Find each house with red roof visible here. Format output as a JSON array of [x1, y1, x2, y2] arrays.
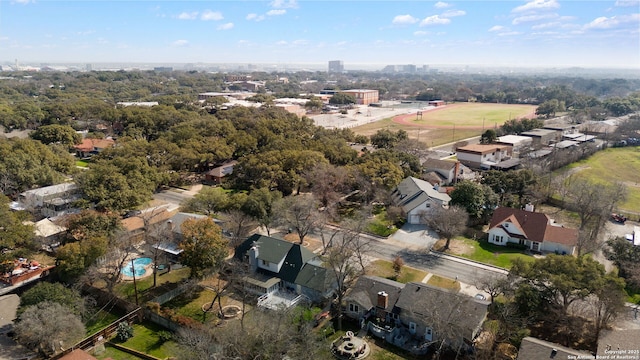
[[487, 205, 578, 255], [74, 138, 115, 158]]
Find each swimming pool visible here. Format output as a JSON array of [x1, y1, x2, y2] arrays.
[[122, 257, 152, 277]]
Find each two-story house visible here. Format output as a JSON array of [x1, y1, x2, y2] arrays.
[[344, 276, 488, 355], [391, 177, 451, 224], [234, 234, 336, 309], [455, 144, 513, 170]]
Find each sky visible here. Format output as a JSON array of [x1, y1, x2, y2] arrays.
[[0, 0, 639, 69]]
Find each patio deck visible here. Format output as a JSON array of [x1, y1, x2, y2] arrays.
[[257, 290, 307, 310]]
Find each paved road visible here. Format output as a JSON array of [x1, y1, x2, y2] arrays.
[[366, 237, 505, 285]]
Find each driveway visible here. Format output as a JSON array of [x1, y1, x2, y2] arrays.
[[0, 294, 35, 360], [388, 223, 439, 250]]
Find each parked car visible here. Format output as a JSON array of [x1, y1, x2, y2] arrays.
[[611, 213, 627, 224]]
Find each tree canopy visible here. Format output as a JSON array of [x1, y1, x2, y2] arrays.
[[179, 217, 229, 278]]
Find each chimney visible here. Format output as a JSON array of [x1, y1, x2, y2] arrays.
[[249, 244, 259, 273], [166, 219, 174, 231], [453, 161, 460, 183], [525, 203, 534, 212], [377, 291, 388, 309]]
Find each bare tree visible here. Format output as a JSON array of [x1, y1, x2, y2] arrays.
[[422, 205, 469, 250], [219, 209, 258, 248], [323, 218, 370, 330], [564, 176, 627, 255], [14, 301, 86, 357], [476, 274, 510, 304], [275, 195, 324, 244]]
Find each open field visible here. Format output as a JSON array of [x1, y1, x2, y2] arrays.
[[561, 147, 640, 214], [394, 103, 537, 128], [351, 103, 536, 147]]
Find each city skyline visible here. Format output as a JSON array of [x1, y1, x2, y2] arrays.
[[1, 0, 639, 69]]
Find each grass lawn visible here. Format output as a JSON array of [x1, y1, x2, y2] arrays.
[[559, 147, 640, 214], [366, 211, 401, 237], [435, 237, 534, 269], [85, 308, 123, 336], [161, 286, 237, 325], [95, 345, 142, 360], [366, 259, 428, 284], [115, 267, 190, 303], [111, 321, 181, 359], [76, 160, 89, 167], [426, 274, 461, 291]]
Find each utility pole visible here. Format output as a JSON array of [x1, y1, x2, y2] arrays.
[[131, 258, 139, 305]]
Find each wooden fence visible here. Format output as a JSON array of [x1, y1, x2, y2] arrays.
[[51, 308, 142, 359]]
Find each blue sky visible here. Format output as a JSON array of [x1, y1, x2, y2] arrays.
[[0, 0, 638, 68]]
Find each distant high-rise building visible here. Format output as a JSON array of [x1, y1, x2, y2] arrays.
[[154, 67, 173, 72], [86, 64, 92, 71], [328, 60, 344, 73]]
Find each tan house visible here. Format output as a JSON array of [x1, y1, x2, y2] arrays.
[[456, 144, 512, 170]]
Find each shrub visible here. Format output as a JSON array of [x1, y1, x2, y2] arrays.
[[116, 321, 134, 342], [157, 330, 173, 343], [505, 242, 528, 251]]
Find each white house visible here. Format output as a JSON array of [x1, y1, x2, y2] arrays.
[[487, 205, 578, 255], [18, 183, 81, 218], [391, 177, 450, 224], [455, 144, 512, 170]]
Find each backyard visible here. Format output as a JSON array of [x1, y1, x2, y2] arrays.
[[94, 321, 181, 360]]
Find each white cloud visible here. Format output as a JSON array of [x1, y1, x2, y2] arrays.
[[77, 30, 95, 36], [13, 0, 33, 4], [420, 15, 451, 26], [267, 9, 286, 16], [512, 0, 559, 13], [498, 31, 522, 36], [246, 13, 265, 21], [584, 14, 640, 29], [489, 25, 505, 32], [413, 30, 429, 36], [293, 39, 308, 45], [512, 13, 557, 25], [270, 0, 298, 9], [201, 10, 223, 21], [434, 2, 452, 9], [177, 12, 198, 20], [217, 23, 234, 30], [276, 40, 288, 45], [615, 0, 640, 6], [392, 14, 418, 24], [442, 10, 466, 18], [172, 40, 189, 47]]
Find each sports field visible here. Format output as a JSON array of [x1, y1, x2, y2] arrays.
[[395, 103, 537, 128], [352, 102, 537, 147]]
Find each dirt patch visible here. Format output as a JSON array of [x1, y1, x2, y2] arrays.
[[282, 233, 324, 253], [432, 238, 474, 256]]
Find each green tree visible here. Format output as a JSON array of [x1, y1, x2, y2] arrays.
[[449, 181, 499, 220], [179, 217, 229, 278], [20, 282, 85, 316], [241, 187, 282, 236], [0, 195, 34, 251], [30, 124, 82, 146], [370, 129, 408, 149], [182, 186, 230, 216], [605, 236, 640, 292], [480, 129, 497, 144], [329, 92, 356, 105]]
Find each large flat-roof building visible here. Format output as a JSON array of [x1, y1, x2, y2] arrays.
[[328, 60, 344, 73], [340, 89, 379, 105]]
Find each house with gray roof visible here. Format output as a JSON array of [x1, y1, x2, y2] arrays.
[[517, 337, 592, 360], [597, 329, 640, 358], [391, 177, 451, 224], [234, 234, 336, 309], [344, 276, 488, 355]]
